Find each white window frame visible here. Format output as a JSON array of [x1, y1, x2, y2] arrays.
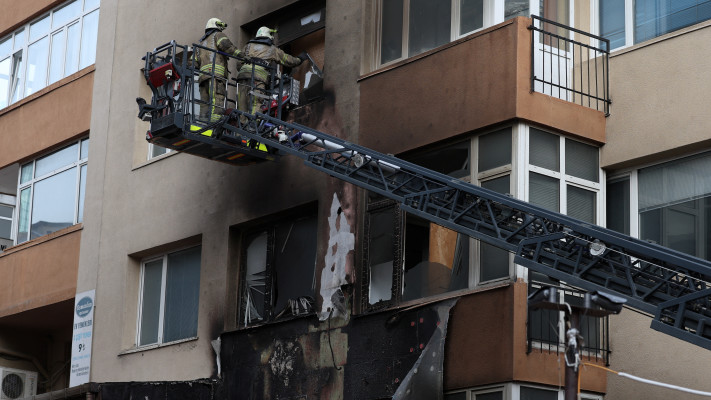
[[447, 383, 603, 400], [15, 138, 89, 244], [374, 0, 574, 69], [147, 143, 172, 160], [0, 195, 15, 244], [136, 245, 201, 347], [0, 0, 100, 108]]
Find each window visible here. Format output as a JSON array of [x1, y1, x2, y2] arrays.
[[16, 138, 88, 244], [239, 213, 318, 326], [599, 0, 711, 50], [0, 0, 100, 108], [448, 384, 602, 400], [363, 137, 515, 310], [148, 143, 171, 159], [137, 246, 202, 346]]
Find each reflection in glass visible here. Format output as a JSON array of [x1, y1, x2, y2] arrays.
[[79, 10, 99, 69], [65, 23, 80, 76], [13, 29, 26, 51], [381, 0, 403, 64], [31, 168, 76, 239], [164, 246, 201, 342], [78, 164, 87, 223], [49, 30, 66, 84], [81, 138, 90, 159], [25, 37, 49, 97], [460, 0, 484, 35], [36, 143, 78, 177], [85, 0, 100, 11], [29, 15, 50, 42], [139, 259, 163, 346], [0, 38, 10, 58], [10, 51, 23, 103], [505, 0, 529, 19], [0, 57, 9, 109], [17, 188, 31, 243], [53, 0, 80, 29], [368, 207, 396, 304], [409, 0, 451, 56]]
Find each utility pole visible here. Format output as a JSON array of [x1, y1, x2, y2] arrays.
[[528, 287, 626, 400]]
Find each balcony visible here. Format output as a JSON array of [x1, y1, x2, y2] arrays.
[[358, 17, 607, 155]]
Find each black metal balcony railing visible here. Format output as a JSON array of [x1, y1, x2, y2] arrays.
[[527, 278, 612, 366], [529, 15, 611, 116]]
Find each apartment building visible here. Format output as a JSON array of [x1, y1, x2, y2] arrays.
[[0, 0, 99, 398], [2, 0, 711, 399]]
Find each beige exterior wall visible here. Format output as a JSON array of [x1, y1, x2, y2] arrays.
[[602, 21, 711, 169]]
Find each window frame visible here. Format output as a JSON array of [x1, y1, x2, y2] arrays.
[[136, 245, 202, 347], [446, 383, 603, 400], [237, 211, 319, 327], [0, 0, 100, 109], [15, 137, 89, 244]]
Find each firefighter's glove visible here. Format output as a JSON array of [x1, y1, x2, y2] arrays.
[[297, 51, 309, 64]]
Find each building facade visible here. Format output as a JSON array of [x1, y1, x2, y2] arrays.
[[2, 0, 711, 399]]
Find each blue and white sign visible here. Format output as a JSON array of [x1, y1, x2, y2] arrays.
[[69, 289, 95, 387]]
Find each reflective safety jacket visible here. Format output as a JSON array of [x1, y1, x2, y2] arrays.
[[196, 29, 241, 83], [237, 38, 301, 83]]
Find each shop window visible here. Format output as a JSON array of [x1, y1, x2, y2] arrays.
[[0, 0, 100, 109], [239, 213, 318, 326], [137, 246, 202, 346], [16, 138, 88, 243]]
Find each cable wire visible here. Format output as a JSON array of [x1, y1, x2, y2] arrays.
[[582, 362, 711, 397]]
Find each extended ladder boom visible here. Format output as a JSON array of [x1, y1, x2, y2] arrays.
[[139, 41, 711, 350]]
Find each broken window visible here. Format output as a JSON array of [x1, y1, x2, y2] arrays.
[[239, 212, 318, 326]]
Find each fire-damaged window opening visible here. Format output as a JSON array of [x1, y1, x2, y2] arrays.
[[239, 212, 318, 327], [241, 0, 325, 106], [362, 136, 517, 311]]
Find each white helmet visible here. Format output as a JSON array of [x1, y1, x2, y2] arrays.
[[256, 26, 275, 39], [206, 18, 227, 31]]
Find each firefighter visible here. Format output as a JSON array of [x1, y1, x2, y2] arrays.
[[195, 18, 242, 122], [236, 26, 307, 118]]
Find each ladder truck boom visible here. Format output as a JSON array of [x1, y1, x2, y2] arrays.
[[138, 41, 711, 351]]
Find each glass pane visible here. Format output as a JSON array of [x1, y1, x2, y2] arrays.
[[638, 152, 711, 212], [0, 38, 10, 58], [78, 164, 86, 223], [79, 9, 99, 69], [529, 306, 560, 346], [139, 259, 163, 346], [505, 0, 529, 19], [85, 0, 101, 11], [520, 386, 558, 400], [639, 208, 662, 246], [635, 0, 711, 43], [163, 246, 201, 342], [25, 37, 49, 97], [477, 392, 503, 400], [565, 139, 599, 182], [529, 128, 559, 171], [273, 216, 318, 316], [480, 176, 510, 281], [0, 57, 9, 109], [31, 168, 77, 239], [20, 163, 33, 184], [17, 188, 30, 243], [381, 0, 403, 64], [10, 51, 23, 104], [368, 206, 396, 304], [13, 29, 26, 51], [36, 143, 78, 177], [150, 145, 169, 158], [244, 232, 268, 324], [81, 138, 90, 159], [409, 0, 451, 56], [0, 219, 11, 239], [65, 22, 80, 75], [482, 175, 510, 195], [406, 141, 470, 178], [606, 178, 630, 235], [479, 128, 512, 172], [49, 30, 66, 84], [460, 0, 484, 35], [667, 206, 697, 255], [529, 172, 559, 212], [600, 0, 626, 50], [29, 15, 50, 42], [567, 185, 596, 223], [0, 204, 12, 218], [53, 0, 81, 29]]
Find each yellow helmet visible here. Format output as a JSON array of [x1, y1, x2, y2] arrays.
[[256, 26, 276, 39], [206, 18, 227, 31]]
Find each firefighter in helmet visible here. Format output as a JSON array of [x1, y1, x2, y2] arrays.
[[237, 26, 307, 117], [195, 18, 242, 122]]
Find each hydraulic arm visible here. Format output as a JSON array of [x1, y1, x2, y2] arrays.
[[138, 41, 711, 350]]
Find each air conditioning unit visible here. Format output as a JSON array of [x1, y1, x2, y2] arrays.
[[0, 368, 37, 400]]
